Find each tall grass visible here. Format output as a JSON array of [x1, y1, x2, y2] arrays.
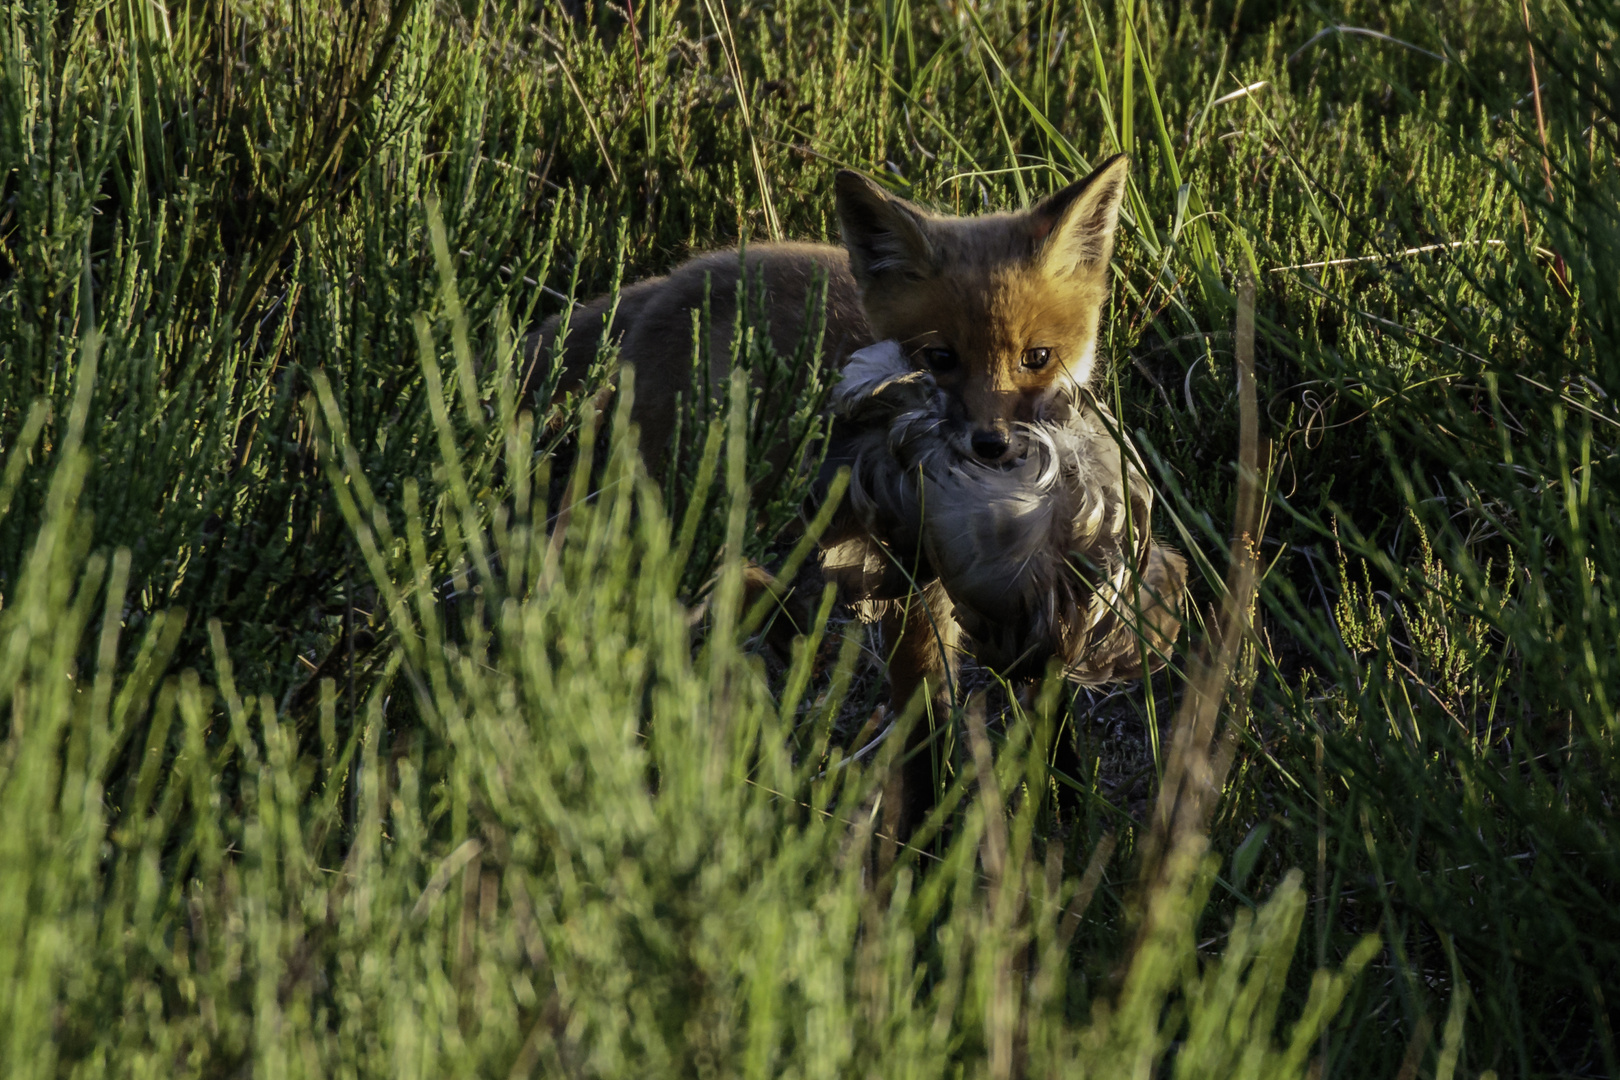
[[0, 322, 1370, 1074], [2, 0, 1616, 1075]]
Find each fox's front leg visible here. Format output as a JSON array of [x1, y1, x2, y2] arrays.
[[882, 579, 962, 837]]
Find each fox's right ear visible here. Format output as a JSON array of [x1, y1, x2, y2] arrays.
[[835, 171, 935, 287]]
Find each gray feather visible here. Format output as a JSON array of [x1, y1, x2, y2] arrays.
[[823, 341, 1186, 682]]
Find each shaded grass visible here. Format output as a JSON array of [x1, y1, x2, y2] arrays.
[[2, 0, 1617, 1074]]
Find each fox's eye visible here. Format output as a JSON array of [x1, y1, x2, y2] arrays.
[[921, 347, 959, 373], [1022, 347, 1053, 371]]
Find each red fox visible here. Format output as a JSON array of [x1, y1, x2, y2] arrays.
[[521, 154, 1181, 821]]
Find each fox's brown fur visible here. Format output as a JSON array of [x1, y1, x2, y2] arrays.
[[519, 244, 869, 467], [521, 154, 1155, 828], [521, 155, 1132, 472]]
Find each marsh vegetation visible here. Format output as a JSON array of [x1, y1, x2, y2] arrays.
[[1, 0, 1616, 1075]]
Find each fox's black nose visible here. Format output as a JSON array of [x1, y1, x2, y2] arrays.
[[971, 430, 1010, 460]]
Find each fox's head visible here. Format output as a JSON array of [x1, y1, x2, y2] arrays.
[[835, 154, 1130, 464]]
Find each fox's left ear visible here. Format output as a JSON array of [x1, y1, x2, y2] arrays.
[[1030, 154, 1130, 278]]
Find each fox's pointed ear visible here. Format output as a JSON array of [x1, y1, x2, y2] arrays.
[[835, 170, 935, 286], [1030, 154, 1130, 277]]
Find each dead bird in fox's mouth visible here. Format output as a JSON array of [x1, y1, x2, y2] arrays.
[[819, 339, 1186, 686]]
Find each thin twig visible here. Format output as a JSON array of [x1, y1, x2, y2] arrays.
[[550, 37, 620, 186], [1209, 80, 1268, 108], [699, 0, 781, 239], [1269, 240, 1515, 272], [1520, 0, 1569, 286], [1522, 0, 1556, 206], [1288, 25, 1448, 65]]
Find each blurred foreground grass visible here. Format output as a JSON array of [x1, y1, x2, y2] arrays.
[[2, 0, 1617, 1075]]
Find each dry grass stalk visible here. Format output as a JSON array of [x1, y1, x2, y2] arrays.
[[1520, 0, 1569, 285], [1133, 276, 1266, 910]]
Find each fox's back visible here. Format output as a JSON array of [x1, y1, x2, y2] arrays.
[[525, 242, 870, 473]]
